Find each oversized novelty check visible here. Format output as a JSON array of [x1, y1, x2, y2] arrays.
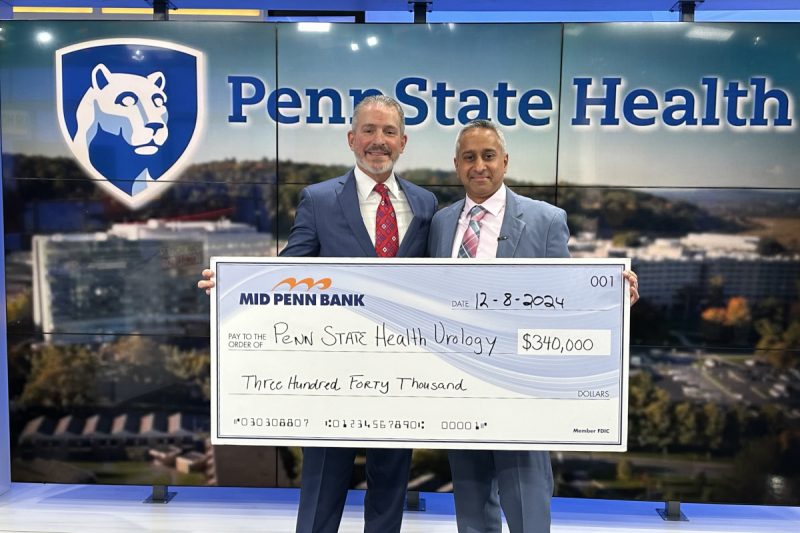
[[211, 257, 630, 451]]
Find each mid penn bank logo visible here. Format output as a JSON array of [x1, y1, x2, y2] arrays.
[[239, 277, 365, 306], [56, 38, 206, 209]]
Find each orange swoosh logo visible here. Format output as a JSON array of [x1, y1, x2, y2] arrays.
[[272, 277, 332, 291]]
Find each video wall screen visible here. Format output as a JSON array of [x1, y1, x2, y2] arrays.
[[2, 21, 798, 504]]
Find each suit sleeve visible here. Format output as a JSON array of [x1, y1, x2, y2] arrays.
[[279, 187, 320, 257], [429, 195, 439, 255], [545, 208, 571, 259], [427, 214, 440, 258]]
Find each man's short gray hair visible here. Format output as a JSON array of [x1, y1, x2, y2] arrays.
[[352, 94, 405, 134], [454, 119, 507, 156]]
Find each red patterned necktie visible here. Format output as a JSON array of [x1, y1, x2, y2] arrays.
[[374, 183, 399, 257]]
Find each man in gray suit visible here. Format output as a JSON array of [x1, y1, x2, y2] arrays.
[[428, 119, 638, 533]]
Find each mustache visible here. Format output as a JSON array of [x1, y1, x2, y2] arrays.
[[365, 144, 390, 154]]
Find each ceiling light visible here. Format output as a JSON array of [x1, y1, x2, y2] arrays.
[[14, 7, 93, 14], [298, 22, 331, 32], [686, 27, 734, 42], [102, 8, 152, 14], [171, 9, 261, 17], [36, 31, 53, 44]]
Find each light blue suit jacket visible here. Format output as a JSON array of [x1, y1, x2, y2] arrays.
[[428, 186, 570, 259], [281, 170, 437, 258]]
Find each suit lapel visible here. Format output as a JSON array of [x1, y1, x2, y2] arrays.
[[438, 200, 465, 258], [397, 177, 420, 257], [336, 171, 376, 256], [497, 187, 525, 258]]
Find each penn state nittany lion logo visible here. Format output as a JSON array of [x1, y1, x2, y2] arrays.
[[76, 64, 169, 160], [56, 39, 205, 209]]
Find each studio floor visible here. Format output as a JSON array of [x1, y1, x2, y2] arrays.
[[0, 483, 799, 533]]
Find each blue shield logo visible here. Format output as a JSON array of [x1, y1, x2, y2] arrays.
[[56, 39, 205, 209]]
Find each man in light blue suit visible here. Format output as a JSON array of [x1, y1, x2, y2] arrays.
[[201, 95, 436, 533], [428, 120, 638, 533]]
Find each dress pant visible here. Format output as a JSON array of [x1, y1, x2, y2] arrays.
[[296, 446, 412, 533], [449, 449, 553, 533]]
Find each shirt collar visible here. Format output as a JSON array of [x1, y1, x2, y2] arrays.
[[354, 165, 400, 201], [463, 184, 506, 218]]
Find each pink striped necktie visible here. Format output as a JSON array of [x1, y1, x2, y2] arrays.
[[458, 205, 487, 258]]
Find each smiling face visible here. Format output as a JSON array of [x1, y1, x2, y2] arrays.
[[348, 102, 407, 183], [454, 127, 508, 204]]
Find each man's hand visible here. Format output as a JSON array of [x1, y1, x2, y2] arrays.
[[197, 268, 215, 295], [623, 270, 639, 306]]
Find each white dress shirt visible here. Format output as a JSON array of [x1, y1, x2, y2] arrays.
[[450, 184, 507, 259], [353, 166, 413, 246]]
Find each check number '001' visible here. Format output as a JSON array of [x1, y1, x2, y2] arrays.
[[517, 329, 612, 356]]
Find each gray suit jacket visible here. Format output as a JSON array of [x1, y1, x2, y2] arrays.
[[427, 186, 570, 259], [430, 186, 568, 533]]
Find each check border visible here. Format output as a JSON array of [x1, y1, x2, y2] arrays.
[[210, 257, 631, 451]]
